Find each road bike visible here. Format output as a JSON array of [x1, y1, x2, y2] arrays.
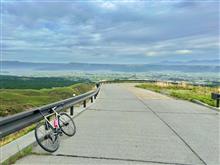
[[35, 106, 76, 152]]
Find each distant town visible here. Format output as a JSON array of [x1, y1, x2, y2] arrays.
[[1, 60, 220, 87]]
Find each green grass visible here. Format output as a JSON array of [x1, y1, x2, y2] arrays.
[[0, 83, 94, 117], [136, 83, 219, 107], [0, 75, 90, 89]]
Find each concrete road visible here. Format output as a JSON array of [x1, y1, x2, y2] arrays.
[[16, 84, 219, 165]]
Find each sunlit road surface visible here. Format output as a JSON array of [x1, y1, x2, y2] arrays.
[[16, 84, 219, 165]]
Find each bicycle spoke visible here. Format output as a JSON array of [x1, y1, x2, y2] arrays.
[[35, 122, 60, 152], [58, 113, 76, 136]]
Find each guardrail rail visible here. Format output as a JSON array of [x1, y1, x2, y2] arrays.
[[0, 84, 101, 139]]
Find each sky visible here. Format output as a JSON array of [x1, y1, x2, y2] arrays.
[[1, 0, 219, 64]]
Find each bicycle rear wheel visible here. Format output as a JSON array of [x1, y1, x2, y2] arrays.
[[58, 112, 76, 136], [35, 122, 60, 152]]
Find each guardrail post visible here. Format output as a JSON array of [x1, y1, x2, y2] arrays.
[[70, 106, 74, 116], [211, 93, 220, 108], [217, 100, 219, 108], [83, 100, 86, 108], [91, 97, 93, 103]]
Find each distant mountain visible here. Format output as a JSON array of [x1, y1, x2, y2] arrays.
[[159, 59, 220, 65], [1, 61, 220, 73]]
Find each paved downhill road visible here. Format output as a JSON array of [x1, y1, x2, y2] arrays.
[[16, 84, 219, 165]]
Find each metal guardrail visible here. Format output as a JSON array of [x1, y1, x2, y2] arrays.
[[0, 85, 101, 139]]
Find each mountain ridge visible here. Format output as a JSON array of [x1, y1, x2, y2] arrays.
[[1, 60, 219, 73]]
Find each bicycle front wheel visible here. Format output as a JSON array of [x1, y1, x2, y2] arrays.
[[58, 113, 76, 136], [35, 122, 60, 152]]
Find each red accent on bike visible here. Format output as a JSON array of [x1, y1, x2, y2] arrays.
[[53, 119, 58, 128]]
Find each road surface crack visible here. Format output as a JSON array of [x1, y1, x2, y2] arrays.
[[53, 153, 196, 165]]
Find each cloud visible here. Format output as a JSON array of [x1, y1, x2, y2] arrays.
[[175, 49, 192, 55], [98, 1, 117, 10], [145, 51, 158, 56], [1, 0, 219, 64]]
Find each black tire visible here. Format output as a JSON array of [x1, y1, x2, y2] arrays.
[[58, 113, 76, 136], [35, 122, 60, 152]]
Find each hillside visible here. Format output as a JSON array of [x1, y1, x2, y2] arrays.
[[0, 76, 94, 116], [0, 75, 90, 89]]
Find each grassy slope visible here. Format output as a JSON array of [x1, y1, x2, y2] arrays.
[[136, 83, 219, 107], [0, 83, 94, 116]]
